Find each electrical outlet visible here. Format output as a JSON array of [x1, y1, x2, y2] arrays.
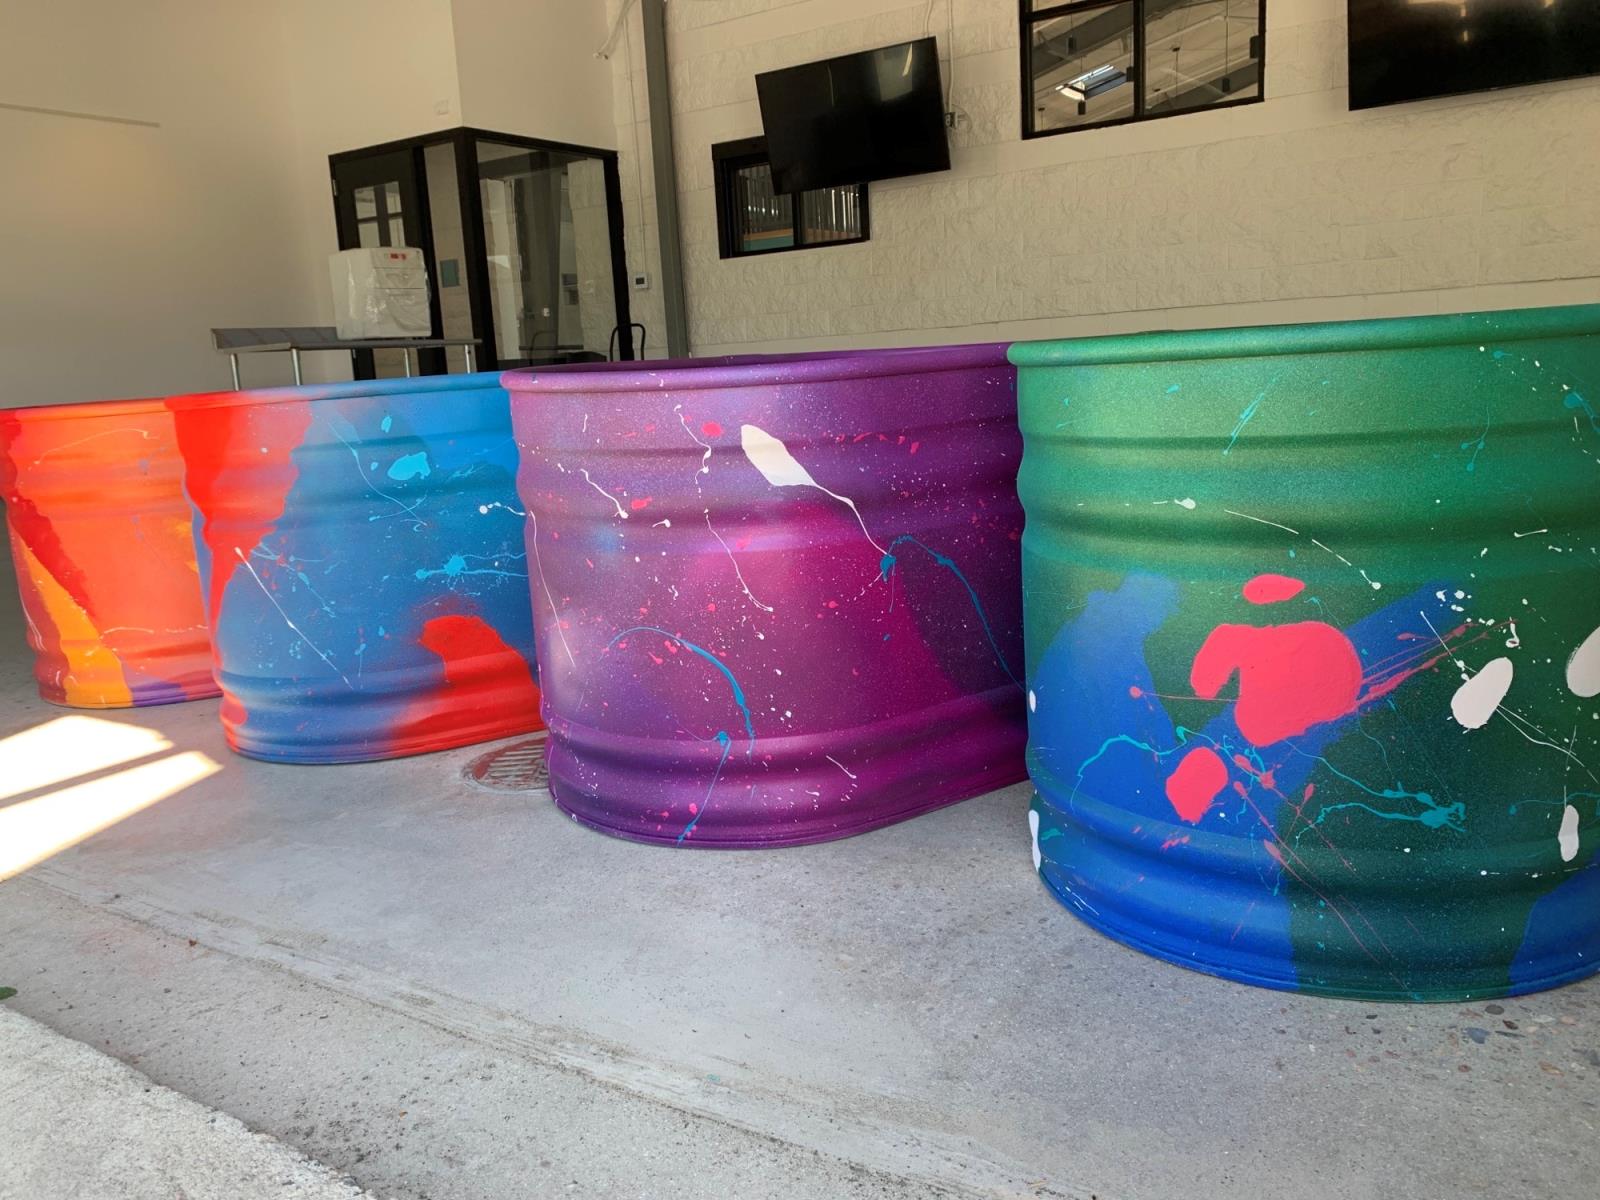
[[631, 271, 651, 290]]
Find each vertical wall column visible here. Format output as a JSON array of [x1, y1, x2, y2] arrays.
[[641, 0, 689, 358]]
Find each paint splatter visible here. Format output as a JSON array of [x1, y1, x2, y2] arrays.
[[1242, 573, 1306, 605], [1559, 804, 1581, 863], [1190, 621, 1363, 746], [740, 423, 886, 554], [1567, 624, 1600, 698], [1166, 746, 1229, 822], [1029, 807, 1042, 870], [386, 452, 431, 481], [1450, 656, 1514, 730]]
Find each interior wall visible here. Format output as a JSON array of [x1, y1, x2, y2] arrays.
[[610, 0, 1600, 357], [452, 0, 616, 150], [0, 1, 317, 405], [277, 0, 465, 384]]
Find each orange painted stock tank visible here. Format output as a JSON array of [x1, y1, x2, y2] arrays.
[[0, 395, 219, 707]]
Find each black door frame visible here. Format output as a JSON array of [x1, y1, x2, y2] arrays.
[[330, 145, 446, 378], [329, 126, 636, 373]]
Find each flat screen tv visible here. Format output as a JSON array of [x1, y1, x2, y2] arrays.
[[1348, 0, 1600, 111], [756, 37, 950, 194]]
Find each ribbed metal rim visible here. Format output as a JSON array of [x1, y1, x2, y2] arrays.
[[502, 343, 1012, 395], [1007, 304, 1600, 368], [3, 371, 505, 424]]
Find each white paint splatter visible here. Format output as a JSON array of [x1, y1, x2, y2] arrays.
[[1223, 508, 1299, 535], [740, 424, 885, 554], [1029, 808, 1042, 872], [1028, 688, 1037, 713], [234, 549, 353, 690], [1567, 624, 1600, 698], [1450, 656, 1514, 730], [825, 754, 857, 780], [579, 468, 629, 519], [1559, 803, 1580, 863], [703, 512, 773, 613]]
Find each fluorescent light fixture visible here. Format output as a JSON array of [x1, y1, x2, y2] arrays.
[[1061, 63, 1128, 101]]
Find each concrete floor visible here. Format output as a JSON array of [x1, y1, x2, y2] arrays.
[[1, 538, 1596, 1200], [0, 1007, 368, 1200]]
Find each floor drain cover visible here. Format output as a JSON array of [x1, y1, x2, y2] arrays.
[[463, 734, 550, 792]]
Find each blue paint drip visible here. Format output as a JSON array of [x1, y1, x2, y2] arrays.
[[879, 535, 1023, 688], [607, 625, 756, 747], [1224, 394, 1263, 455], [1566, 391, 1599, 435], [676, 730, 732, 843], [387, 451, 431, 481], [412, 551, 527, 583]]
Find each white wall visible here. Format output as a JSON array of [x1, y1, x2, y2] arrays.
[[0, 1, 317, 405], [277, 0, 465, 382], [610, 0, 1600, 357], [453, 0, 616, 149]]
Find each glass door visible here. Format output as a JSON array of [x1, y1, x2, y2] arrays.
[[473, 138, 620, 368], [330, 148, 441, 379]]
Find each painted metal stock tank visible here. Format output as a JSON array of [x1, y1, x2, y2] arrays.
[[0, 396, 219, 707], [508, 346, 1027, 847], [171, 373, 541, 763], [1012, 305, 1600, 1001]]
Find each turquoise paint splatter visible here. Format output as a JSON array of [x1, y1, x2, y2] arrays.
[[1224, 393, 1263, 456], [1286, 744, 1465, 843], [387, 452, 431, 481], [879, 535, 1022, 688], [380, 415, 393, 433], [608, 625, 756, 746], [412, 552, 527, 583], [1460, 400, 1491, 472], [676, 730, 732, 844], [1565, 391, 1599, 435]]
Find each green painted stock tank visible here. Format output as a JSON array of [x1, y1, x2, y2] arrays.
[[1010, 304, 1600, 1001]]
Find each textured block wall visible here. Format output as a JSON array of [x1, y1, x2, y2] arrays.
[[606, 0, 1600, 357]]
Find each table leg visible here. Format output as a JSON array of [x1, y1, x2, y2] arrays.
[[229, 354, 241, 391], [290, 348, 303, 385]]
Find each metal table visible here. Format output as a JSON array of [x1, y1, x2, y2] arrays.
[[212, 327, 483, 388]]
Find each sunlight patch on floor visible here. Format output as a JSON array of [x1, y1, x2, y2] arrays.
[[0, 715, 221, 880]]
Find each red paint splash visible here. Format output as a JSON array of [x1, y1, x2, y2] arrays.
[[393, 614, 543, 752], [701, 421, 722, 437], [629, 496, 653, 511], [1190, 621, 1362, 746], [168, 397, 312, 622], [1242, 573, 1306, 605], [1165, 746, 1229, 823]]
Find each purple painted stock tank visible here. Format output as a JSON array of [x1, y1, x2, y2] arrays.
[[507, 346, 1027, 846]]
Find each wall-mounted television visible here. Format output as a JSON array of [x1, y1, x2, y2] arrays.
[[1348, 0, 1600, 111], [755, 37, 950, 194]]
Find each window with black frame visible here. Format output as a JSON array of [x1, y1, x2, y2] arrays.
[[1022, 0, 1264, 138], [712, 138, 869, 259]]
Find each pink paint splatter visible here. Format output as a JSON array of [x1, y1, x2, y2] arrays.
[[630, 496, 653, 511], [1242, 573, 1306, 605], [1190, 621, 1362, 746], [701, 421, 722, 437], [1165, 746, 1229, 823]]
